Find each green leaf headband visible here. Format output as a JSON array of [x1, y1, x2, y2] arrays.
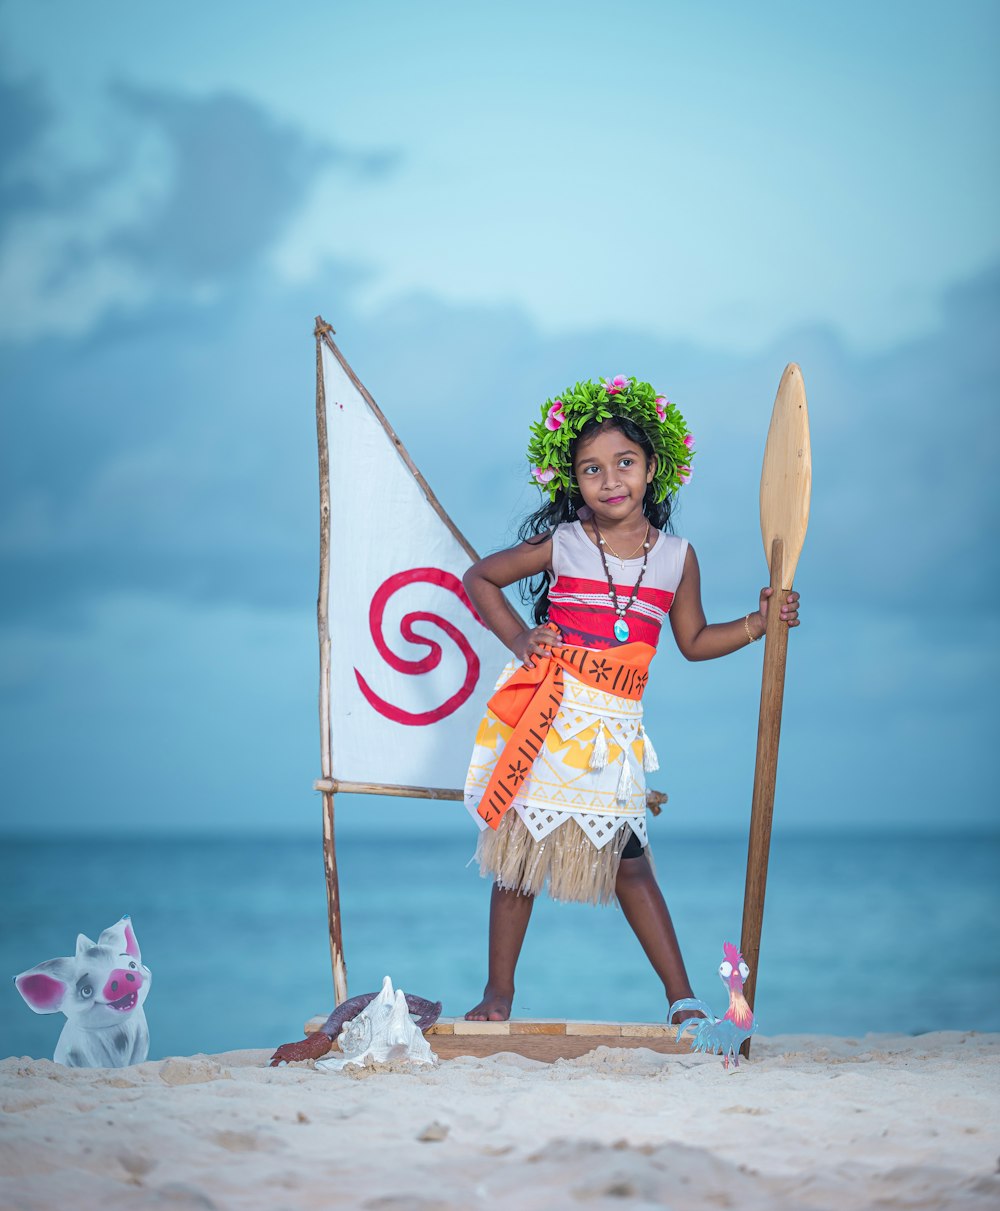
[[526, 375, 695, 503]]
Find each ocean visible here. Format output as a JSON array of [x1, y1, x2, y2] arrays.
[[3, 831, 998, 1061]]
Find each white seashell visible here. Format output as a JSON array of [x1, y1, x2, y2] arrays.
[[338, 1012, 373, 1058], [317, 976, 437, 1071]]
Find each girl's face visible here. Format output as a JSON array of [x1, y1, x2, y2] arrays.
[[572, 425, 655, 524]]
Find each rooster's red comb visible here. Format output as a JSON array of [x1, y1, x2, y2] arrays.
[[722, 941, 744, 966]]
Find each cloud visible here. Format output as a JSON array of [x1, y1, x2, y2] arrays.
[[0, 66, 399, 338], [808, 264, 1000, 607], [0, 292, 317, 624], [0, 61, 151, 335], [108, 83, 344, 283], [0, 63, 50, 222]]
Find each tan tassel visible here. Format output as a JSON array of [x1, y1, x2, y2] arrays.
[[615, 754, 634, 806], [641, 725, 660, 773], [589, 721, 609, 771]]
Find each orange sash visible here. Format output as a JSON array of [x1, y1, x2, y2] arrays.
[[477, 640, 655, 829]]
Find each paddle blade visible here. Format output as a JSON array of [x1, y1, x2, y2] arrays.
[[760, 364, 811, 589]]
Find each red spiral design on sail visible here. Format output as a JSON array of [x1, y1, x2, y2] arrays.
[[355, 567, 484, 726]]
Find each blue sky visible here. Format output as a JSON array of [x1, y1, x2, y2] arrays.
[[1, 0, 998, 837]]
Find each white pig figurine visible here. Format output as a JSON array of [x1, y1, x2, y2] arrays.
[[14, 916, 151, 1067]]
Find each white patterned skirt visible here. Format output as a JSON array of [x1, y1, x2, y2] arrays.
[[463, 659, 659, 904]]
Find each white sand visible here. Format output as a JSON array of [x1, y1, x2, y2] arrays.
[[1, 1033, 998, 1210]]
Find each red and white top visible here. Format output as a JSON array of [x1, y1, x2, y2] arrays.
[[547, 522, 689, 650]]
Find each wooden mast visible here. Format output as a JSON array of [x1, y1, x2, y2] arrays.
[[740, 363, 811, 1055], [314, 317, 348, 1007]]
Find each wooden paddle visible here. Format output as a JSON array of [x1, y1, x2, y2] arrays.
[[739, 364, 811, 1055]]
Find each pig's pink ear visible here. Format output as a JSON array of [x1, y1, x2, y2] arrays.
[[98, 917, 140, 959], [122, 919, 140, 959], [15, 959, 74, 1014]]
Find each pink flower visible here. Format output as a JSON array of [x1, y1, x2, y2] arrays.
[[532, 466, 556, 484], [678, 465, 692, 484], [602, 375, 629, 396], [544, 400, 565, 430], [655, 396, 669, 421], [683, 433, 695, 449]]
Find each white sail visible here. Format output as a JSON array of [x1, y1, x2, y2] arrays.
[[320, 338, 509, 787]]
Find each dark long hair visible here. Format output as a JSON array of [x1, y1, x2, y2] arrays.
[[518, 416, 675, 625]]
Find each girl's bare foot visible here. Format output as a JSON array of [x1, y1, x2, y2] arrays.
[[464, 987, 513, 1021]]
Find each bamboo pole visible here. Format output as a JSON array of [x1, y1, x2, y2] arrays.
[[313, 779, 668, 815], [315, 318, 348, 1007]]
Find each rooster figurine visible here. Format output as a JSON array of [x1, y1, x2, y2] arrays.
[[668, 941, 757, 1069]]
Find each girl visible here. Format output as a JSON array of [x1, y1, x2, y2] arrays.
[[462, 376, 799, 1023]]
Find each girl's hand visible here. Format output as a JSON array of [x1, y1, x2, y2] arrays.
[[756, 587, 801, 632], [512, 624, 561, 668]]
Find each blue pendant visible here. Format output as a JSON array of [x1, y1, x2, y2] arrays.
[[613, 618, 630, 642]]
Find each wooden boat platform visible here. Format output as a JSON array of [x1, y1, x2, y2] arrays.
[[305, 1015, 688, 1063]]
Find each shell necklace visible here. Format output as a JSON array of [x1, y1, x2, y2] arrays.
[[594, 521, 650, 643]]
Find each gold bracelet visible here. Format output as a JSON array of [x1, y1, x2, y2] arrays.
[[744, 613, 762, 644]]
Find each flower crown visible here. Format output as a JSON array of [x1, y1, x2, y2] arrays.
[[526, 375, 695, 503]]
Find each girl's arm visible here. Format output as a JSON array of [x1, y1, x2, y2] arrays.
[[463, 536, 561, 668], [669, 545, 800, 662]]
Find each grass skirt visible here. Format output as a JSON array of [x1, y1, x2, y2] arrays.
[[475, 809, 643, 906]]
